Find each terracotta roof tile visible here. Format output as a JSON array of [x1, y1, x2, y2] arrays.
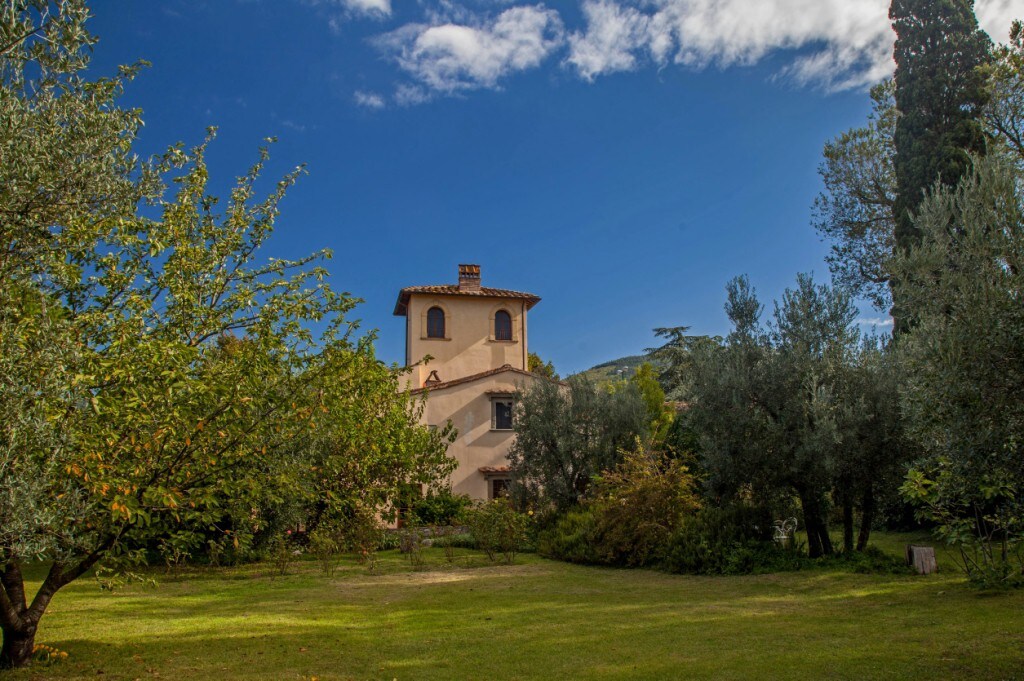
[[408, 364, 562, 394], [394, 285, 540, 316]]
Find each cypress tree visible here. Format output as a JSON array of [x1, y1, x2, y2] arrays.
[[889, 0, 990, 331]]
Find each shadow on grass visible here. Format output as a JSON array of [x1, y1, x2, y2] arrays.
[[12, 548, 1024, 680]]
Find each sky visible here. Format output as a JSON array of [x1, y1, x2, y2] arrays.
[[86, 0, 1020, 374]]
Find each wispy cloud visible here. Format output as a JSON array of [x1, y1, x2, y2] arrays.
[[281, 119, 308, 132], [303, 0, 391, 34], [857, 317, 894, 328], [376, 4, 564, 94], [565, 0, 895, 90], [565, 0, 1020, 91], [351, 0, 1021, 103], [566, 0, 661, 81], [343, 0, 391, 16], [354, 90, 387, 108]]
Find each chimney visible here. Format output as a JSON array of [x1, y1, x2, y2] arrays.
[[458, 263, 481, 291]]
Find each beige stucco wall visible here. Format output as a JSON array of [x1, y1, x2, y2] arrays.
[[421, 371, 542, 500], [404, 294, 528, 389]]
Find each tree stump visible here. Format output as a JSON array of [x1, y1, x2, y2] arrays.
[[906, 545, 937, 574]]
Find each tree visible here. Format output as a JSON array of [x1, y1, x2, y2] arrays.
[[628, 362, 673, 446], [894, 153, 1024, 585], [0, 2, 453, 667], [587, 440, 701, 567], [648, 326, 723, 400], [673, 275, 871, 558], [833, 337, 909, 552], [527, 351, 559, 380], [813, 80, 898, 310], [299, 348, 457, 532], [982, 20, 1024, 173], [890, 0, 990, 330], [508, 377, 648, 511]]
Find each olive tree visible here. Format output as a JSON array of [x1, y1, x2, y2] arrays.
[[508, 377, 648, 512], [895, 153, 1024, 585]]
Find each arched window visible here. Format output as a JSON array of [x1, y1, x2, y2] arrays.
[[426, 306, 446, 339], [494, 310, 512, 341]]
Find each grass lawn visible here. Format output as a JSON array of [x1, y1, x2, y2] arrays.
[[8, 533, 1024, 680]]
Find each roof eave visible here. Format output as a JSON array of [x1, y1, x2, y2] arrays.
[[393, 288, 540, 316]]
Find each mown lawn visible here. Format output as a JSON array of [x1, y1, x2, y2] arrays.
[[9, 534, 1024, 680]]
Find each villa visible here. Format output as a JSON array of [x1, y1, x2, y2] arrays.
[[394, 264, 552, 501]]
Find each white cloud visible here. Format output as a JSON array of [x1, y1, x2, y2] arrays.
[[566, 0, 893, 90], [565, 0, 1023, 91], [340, 0, 391, 16], [857, 317, 894, 328], [378, 4, 564, 93], [976, 1, 1021, 43], [565, 0, 656, 80], [304, 0, 390, 31], [393, 83, 431, 106], [354, 90, 387, 108]]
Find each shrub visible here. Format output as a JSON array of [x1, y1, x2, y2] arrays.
[[343, 508, 384, 573], [399, 523, 429, 570], [537, 444, 700, 567], [308, 523, 343, 576], [589, 443, 700, 566], [663, 505, 777, 575], [410, 489, 472, 526], [377, 530, 401, 552], [536, 506, 601, 564], [268, 531, 301, 577], [465, 498, 530, 563]]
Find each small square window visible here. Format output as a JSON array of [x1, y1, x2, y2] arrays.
[[491, 397, 514, 430]]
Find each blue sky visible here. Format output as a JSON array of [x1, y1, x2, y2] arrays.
[[87, 0, 1017, 374]]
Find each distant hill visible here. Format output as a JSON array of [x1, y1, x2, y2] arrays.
[[576, 354, 663, 386]]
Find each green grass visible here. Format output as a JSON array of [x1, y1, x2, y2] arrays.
[[9, 536, 1024, 680]]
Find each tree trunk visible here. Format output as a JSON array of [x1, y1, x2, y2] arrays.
[[856, 486, 875, 552], [842, 496, 854, 554], [0, 621, 36, 669], [800, 491, 834, 558]]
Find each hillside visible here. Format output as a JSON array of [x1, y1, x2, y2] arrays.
[[576, 354, 662, 386]]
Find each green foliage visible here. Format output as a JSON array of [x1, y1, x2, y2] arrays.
[[629, 363, 674, 446], [464, 498, 530, 564], [577, 354, 659, 386], [430, 525, 458, 563], [527, 351, 559, 380], [588, 442, 700, 566], [308, 523, 343, 576], [648, 326, 722, 401], [376, 531, 402, 552], [538, 442, 700, 568], [663, 505, 778, 575], [815, 16, 1023, 316], [982, 20, 1024, 173], [268, 532, 300, 577], [893, 153, 1024, 587], [508, 376, 649, 511], [0, 1, 456, 667], [813, 79, 898, 310], [537, 506, 601, 564], [677, 275, 862, 557], [409, 489, 472, 526], [399, 524, 429, 570], [890, 0, 991, 330]]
